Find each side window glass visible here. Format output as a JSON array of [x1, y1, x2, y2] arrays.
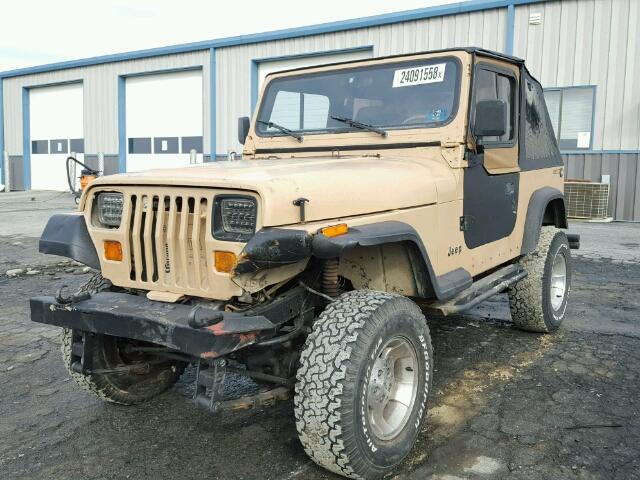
[[474, 68, 516, 144]]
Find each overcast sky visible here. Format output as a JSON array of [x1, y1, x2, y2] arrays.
[[0, 0, 460, 71]]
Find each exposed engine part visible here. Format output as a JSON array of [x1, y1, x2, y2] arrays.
[[243, 347, 300, 379], [194, 358, 293, 413], [221, 387, 291, 412], [226, 366, 294, 387], [298, 280, 334, 302], [322, 258, 340, 297], [237, 291, 254, 304]]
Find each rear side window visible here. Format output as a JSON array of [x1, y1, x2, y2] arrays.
[[523, 76, 561, 167], [473, 67, 517, 145]]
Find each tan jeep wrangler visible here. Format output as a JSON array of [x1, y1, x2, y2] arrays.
[[31, 47, 579, 479]]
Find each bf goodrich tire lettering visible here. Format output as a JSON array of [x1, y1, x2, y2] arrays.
[[509, 226, 572, 333], [294, 290, 433, 479]]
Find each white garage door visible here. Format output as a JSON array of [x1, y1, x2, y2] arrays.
[[258, 50, 373, 89], [126, 70, 203, 172], [29, 83, 84, 191]]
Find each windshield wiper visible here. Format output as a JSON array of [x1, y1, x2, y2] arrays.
[[330, 115, 388, 138], [257, 120, 303, 142]]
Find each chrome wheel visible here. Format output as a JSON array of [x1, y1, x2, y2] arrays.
[[366, 335, 419, 441], [550, 251, 567, 311]]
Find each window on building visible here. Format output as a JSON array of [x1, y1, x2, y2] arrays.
[[543, 86, 595, 150], [49, 139, 69, 154], [31, 140, 48, 154], [473, 67, 517, 145], [128, 137, 152, 154], [69, 138, 85, 154], [181, 136, 203, 154], [153, 137, 179, 154]]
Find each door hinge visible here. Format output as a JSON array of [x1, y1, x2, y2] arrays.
[[459, 215, 469, 231]]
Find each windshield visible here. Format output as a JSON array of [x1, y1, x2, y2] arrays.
[[256, 56, 461, 138]]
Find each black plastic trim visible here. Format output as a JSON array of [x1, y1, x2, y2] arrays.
[[312, 221, 471, 301], [234, 228, 313, 274], [567, 233, 580, 250], [39, 213, 100, 269], [521, 187, 567, 255]]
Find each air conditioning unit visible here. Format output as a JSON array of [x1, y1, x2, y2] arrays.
[[564, 180, 610, 220]]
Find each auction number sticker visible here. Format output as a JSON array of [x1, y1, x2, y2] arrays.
[[392, 63, 446, 88]]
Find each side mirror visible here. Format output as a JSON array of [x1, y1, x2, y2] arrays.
[[238, 116, 250, 145], [473, 99, 507, 138]]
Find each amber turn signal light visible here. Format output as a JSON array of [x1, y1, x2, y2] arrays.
[[103, 240, 123, 261], [321, 223, 348, 238], [214, 251, 237, 273]]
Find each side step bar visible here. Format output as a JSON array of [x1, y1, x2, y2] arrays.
[[428, 264, 528, 316]]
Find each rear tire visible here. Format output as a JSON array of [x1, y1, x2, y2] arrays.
[[294, 290, 433, 479], [508, 226, 572, 333], [60, 273, 185, 405]]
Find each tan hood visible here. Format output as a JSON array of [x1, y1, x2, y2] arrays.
[[89, 154, 457, 226]]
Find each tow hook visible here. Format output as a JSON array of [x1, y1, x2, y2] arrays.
[[55, 286, 90, 305]]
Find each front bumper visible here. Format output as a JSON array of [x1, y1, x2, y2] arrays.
[[30, 292, 278, 359]]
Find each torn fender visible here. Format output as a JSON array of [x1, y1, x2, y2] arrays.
[[233, 228, 313, 275], [39, 213, 100, 269]]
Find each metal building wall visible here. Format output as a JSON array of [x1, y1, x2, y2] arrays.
[[563, 153, 640, 221], [514, 0, 640, 151], [2, 50, 210, 157], [215, 8, 507, 154]]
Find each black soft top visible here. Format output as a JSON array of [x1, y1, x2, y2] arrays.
[[269, 47, 525, 78]]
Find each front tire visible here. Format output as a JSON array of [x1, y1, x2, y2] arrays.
[[61, 273, 185, 405], [509, 226, 572, 333], [295, 291, 433, 479]]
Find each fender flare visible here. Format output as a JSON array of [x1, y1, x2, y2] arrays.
[[312, 221, 471, 301], [521, 187, 567, 255], [39, 213, 100, 269]]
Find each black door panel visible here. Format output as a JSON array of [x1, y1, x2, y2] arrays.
[[463, 157, 519, 249]]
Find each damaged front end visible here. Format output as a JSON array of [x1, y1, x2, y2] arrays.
[[31, 286, 315, 361], [231, 228, 314, 293]]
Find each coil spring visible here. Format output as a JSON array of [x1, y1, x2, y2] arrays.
[[322, 259, 340, 297]]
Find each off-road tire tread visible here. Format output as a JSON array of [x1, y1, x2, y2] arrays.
[[509, 226, 568, 333], [294, 290, 430, 479], [60, 273, 183, 405]]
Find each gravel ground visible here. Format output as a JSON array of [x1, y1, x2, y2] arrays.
[[0, 191, 639, 480]]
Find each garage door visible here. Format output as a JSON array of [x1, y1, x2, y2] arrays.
[[126, 70, 203, 172], [29, 83, 84, 191], [257, 50, 373, 89]]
